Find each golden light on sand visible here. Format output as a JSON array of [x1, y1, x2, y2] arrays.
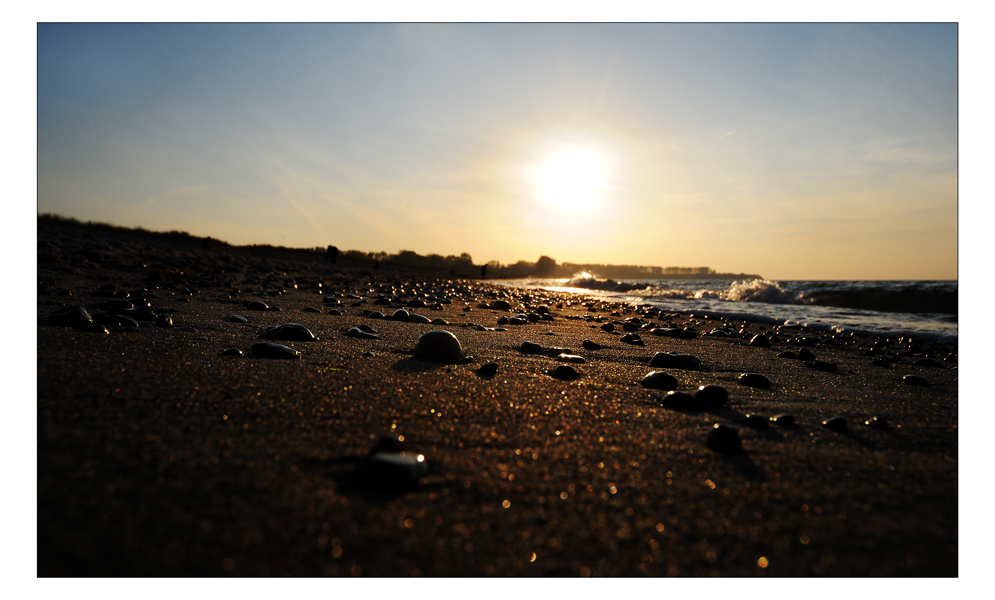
[[532, 144, 608, 210]]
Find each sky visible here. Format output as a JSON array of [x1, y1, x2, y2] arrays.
[[37, 22, 958, 280]]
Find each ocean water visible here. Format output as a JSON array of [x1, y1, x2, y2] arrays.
[[493, 275, 958, 343]]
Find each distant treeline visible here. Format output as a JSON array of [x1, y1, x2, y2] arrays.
[[38, 214, 758, 279]]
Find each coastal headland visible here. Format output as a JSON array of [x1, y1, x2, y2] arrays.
[[37, 217, 957, 576]]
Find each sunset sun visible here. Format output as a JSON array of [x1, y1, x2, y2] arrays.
[[533, 145, 608, 210]]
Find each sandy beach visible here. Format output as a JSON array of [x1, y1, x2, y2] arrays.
[[36, 218, 958, 577]]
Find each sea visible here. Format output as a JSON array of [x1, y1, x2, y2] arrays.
[[492, 274, 958, 344]]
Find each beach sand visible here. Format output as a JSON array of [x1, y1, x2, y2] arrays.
[[36, 220, 958, 577]]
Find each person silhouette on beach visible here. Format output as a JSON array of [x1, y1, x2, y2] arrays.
[[325, 245, 338, 265]]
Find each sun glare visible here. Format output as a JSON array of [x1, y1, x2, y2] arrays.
[[533, 145, 608, 210]]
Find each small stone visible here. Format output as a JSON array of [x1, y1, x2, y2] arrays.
[[264, 323, 318, 341], [391, 309, 410, 320], [48, 305, 92, 328], [865, 416, 889, 430], [229, 315, 248, 323], [649, 352, 701, 371], [365, 311, 385, 319], [582, 339, 605, 351], [749, 334, 771, 348], [903, 374, 929, 387], [489, 300, 512, 310], [246, 300, 271, 311], [744, 414, 769, 428], [620, 332, 644, 345], [707, 424, 742, 453], [738, 373, 771, 388], [84, 324, 109, 334], [302, 307, 322, 313], [222, 348, 243, 356], [797, 348, 816, 361], [431, 319, 449, 325], [368, 452, 429, 489], [652, 327, 697, 339], [155, 315, 173, 327], [806, 360, 838, 373], [477, 362, 499, 376], [601, 323, 615, 333], [520, 341, 545, 355], [414, 330, 463, 363], [660, 391, 697, 409], [548, 365, 579, 381], [557, 354, 586, 364], [327, 309, 344, 316], [357, 324, 378, 334], [346, 327, 379, 340], [407, 313, 432, 324], [250, 342, 300, 359], [769, 414, 795, 426], [822, 416, 848, 432], [640, 371, 678, 390], [694, 385, 728, 408]]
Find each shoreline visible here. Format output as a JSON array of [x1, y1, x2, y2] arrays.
[[36, 221, 958, 577]]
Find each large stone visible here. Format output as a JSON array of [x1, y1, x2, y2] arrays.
[[414, 330, 463, 363]]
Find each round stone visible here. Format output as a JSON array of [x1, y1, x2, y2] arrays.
[[477, 362, 499, 376], [368, 452, 429, 489], [549, 365, 579, 381], [557, 354, 586, 364], [229, 315, 248, 323], [640, 371, 678, 391], [601, 323, 615, 333], [822, 416, 848, 432], [620, 333, 644, 345], [903, 374, 929, 387], [414, 330, 463, 363], [250, 342, 300, 359], [738, 373, 772, 388], [707, 424, 742, 453], [391, 309, 410, 320], [694, 385, 728, 408], [246, 301, 270, 311], [769, 414, 795, 426], [264, 323, 318, 341], [155, 315, 173, 327], [649, 352, 701, 371], [582, 339, 604, 350], [222, 348, 243, 356], [407, 313, 432, 324], [749, 334, 771, 348], [520, 341, 545, 355], [84, 324, 109, 334], [489, 300, 512, 310], [660, 391, 697, 410], [346, 327, 379, 340], [48, 304, 92, 328], [302, 307, 321, 313], [806, 360, 838, 372]]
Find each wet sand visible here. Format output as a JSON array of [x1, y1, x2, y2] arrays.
[[35, 219, 958, 577]]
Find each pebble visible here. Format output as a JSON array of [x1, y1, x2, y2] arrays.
[[749, 334, 771, 348], [865, 416, 889, 430], [368, 452, 429, 489], [660, 391, 697, 409], [769, 414, 795, 426], [903, 374, 929, 387], [346, 327, 379, 340], [92, 314, 121, 327], [582, 339, 605, 351], [48, 305, 93, 328], [250, 342, 300, 359], [229, 315, 248, 323], [557, 354, 586, 364], [302, 307, 322, 313], [649, 352, 701, 371], [407, 313, 432, 324], [155, 315, 173, 327], [601, 323, 615, 333], [796, 348, 816, 361], [489, 300, 512, 310], [707, 424, 742, 453], [391, 309, 410, 320], [246, 300, 274, 311], [365, 311, 385, 319], [356, 324, 378, 334], [520, 341, 545, 355], [640, 371, 678, 390], [431, 319, 449, 326], [477, 362, 499, 376], [84, 324, 109, 334], [222, 348, 243, 356], [778, 351, 799, 359], [117, 315, 139, 328], [362, 351, 376, 358], [744, 414, 769, 428], [414, 330, 463, 363], [548, 365, 579, 381], [327, 309, 344, 316], [738, 373, 771, 388], [620, 333, 644, 345], [694, 385, 728, 408], [508, 315, 530, 325], [651, 327, 697, 339], [263, 323, 318, 341], [822, 416, 848, 432], [806, 360, 839, 372]]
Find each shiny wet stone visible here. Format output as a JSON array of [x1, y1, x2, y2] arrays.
[[414, 330, 463, 363], [769, 414, 795, 426], [520, 341, 545, 355], [250, 342, 300, 359], [407, 313, 432, 324], [477, 362, 499, 376], [738, 372, 771, 388], [346, 327, 379, 340], [549, 365, 579, 381], [222, 348, 244, 356], [708, 424, 742, 453], [246, 300, 273, 311], [903, 374, 929, 387], [749, 334, 771, 348], [640, 371, 678, 391], [822, 416, 848, 432], [48, 304, 92, 328], [368, 452, 429, 489], [694, 385, 728, 408], [557, 354, 586, 364], [229, 315, 248, 323], [582, 339, 605, 350], [264, 323, 318, 341], [660, 391, 697, 410], [84, 324, 109, 334], [649, 352, 701, 371], [620, 333, 644, 345]]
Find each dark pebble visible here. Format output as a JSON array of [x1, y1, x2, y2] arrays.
[[640, 371, 678, 391], [48, 304, 92, 328], [557, 354, 586, 364], [362, 351, 376, 358], [549, 365, 579, 381], [365, 311, 385, 319], [391, 309, 410, 320], [222, 348, 243, 356], [346, 327, 379, 340], [264, 323, 318, 341], [660, 391, 697, 410], [582, 339, 605, 350], [652, 327, 697, 339], [620, 333, 644, 345], [229, 315, 248, 323], [694, 385, 728, 408], [769, 414, 795, 426], [477, 362, 499, 376], [84, 324, 109, 334], [414, 330, 463, 363], [822, 416, 848, 432], [407, 313, 432, 324], [738, 373, 771, 388], [368, 452, 429, 489], [601, 323, 615, 333], [520, 341, 545, 355], [246, 300, 271, 311], [865, 416, 889, 430], [778, 351, 799, 359], [903, 374, 929, 387], [357, 324, 378, 334], [250, 342, 300, 359], [155, 315, 173, 327], [303, 307, 322, 313], [806, 360, 838, 372], [707, 424, 742, 453], [649, 352, 701, 371], [489, 300, 511, 310], [797, 348, 816, 361], [749, 334, 771, 348]]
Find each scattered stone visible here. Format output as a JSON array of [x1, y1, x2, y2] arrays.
[[822, 416, 848, 432], [84, 324, 109, 334], [407, 313, 432, 324], [155, 315, 173, 327], [652, 327, 697, 339], [303, 307, 322, 313], [48, 305, 92, 328], [327, 309, 345, 316], [865, 416, 889, 430], [649, 352, 701, 371], [365, 311, 385, 319], [391, 309, 410, 321], [620, 333, 644, 345], [797, 348, 816, 361], [557, 354, 586, 364], [806, 360, 839, 373], [357, 324, 378, 334], [640, 371, 678, 391], [548, 365, 579, 381], [769, 414, 795, 426], [346, 327, 379, 340], [903, 374, 929, 387], [246, 300, 274, 311], [694, 385, 728, 408], [738, 373, 771, 388], [477, 362, 499, 376], [229, 315, 248, 323], [222, 348, 243, 356], [368, 452, 429, 489], [489, 300, 512, 310], [414, 330, 463, 363], [707, 424, 742, 453], [250, 342, 300, 359], [582, 339, 605, 351], [520, 341, 545, 355], [660, 391, 697, 409], [601, 323, 615, 333], [744, 414, 769, 428], [362, 351, 376, 358], [749, 334, 771, 348], [263, 323, 318, 341], [431, 319, 449, 326]]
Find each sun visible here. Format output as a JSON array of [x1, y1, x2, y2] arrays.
[[533, 145, 608, 210]]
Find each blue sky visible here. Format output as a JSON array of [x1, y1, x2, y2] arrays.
[[37, 22, 957, 279]]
